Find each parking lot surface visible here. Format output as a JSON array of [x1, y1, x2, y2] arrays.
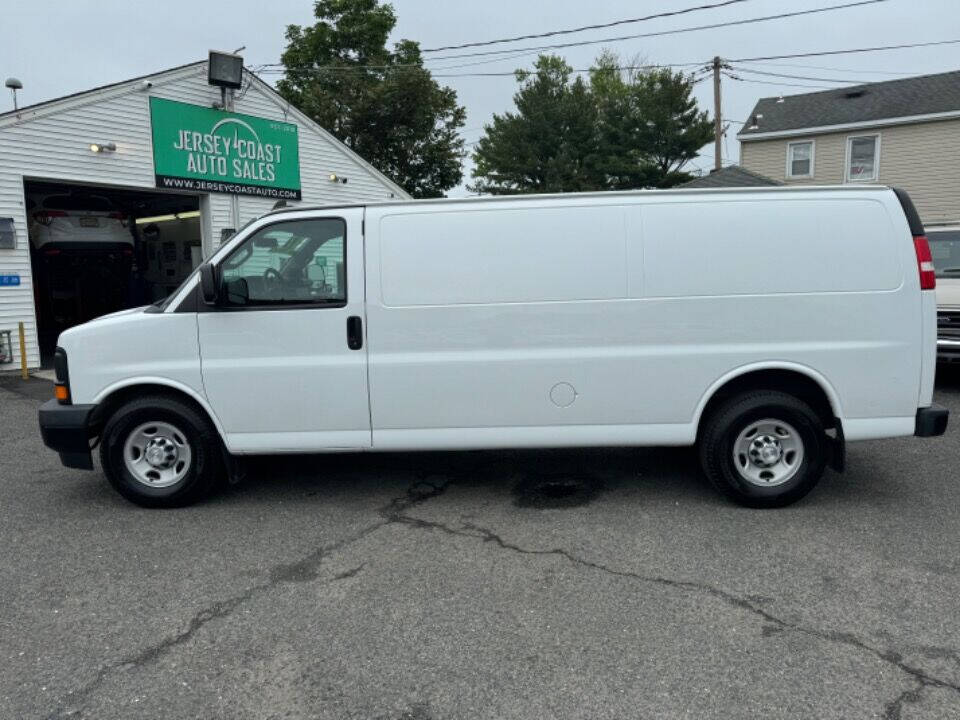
[[1, 372, 959, 719]]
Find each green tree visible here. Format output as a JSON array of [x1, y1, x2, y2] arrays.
[[472, 52, 713, 193], [277, 0, 466, 198], [470, 56, 602, 195], [591, 52, 714, 188]]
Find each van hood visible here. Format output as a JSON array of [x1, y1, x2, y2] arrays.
[[89, 306, 150, 322], [936, 278, 960, 309], [57, 306, 149, 346]]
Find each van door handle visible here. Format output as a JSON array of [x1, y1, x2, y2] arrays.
[[346, 316, 363, 350]]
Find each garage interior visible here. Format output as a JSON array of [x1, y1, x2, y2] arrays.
[[24, 180, 201, 363]]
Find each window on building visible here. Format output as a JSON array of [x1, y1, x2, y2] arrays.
[[846, 134, 879, 182], [786, 141, 814, 179]]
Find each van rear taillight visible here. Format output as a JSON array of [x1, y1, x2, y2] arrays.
[[913, 235, 936, 290]]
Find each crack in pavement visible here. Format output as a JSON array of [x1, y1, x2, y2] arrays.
[[45, 476, 960, 718], [883, 680, 926, 720], [45, 478, 454, 719], [381, 495, 960, 713]]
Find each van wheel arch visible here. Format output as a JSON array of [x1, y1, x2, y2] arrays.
[[94, 384, 212, 431], [93, 384, 242, 488], [697, 369, 840, 439]]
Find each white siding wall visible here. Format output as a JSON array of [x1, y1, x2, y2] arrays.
[[0, 63, 405, 369]]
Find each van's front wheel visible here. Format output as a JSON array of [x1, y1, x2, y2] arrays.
[[699, 391, 827, 508], [100, 395, 222, 508]]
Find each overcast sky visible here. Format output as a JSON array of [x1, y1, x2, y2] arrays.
[[2, 0, 958, 194]]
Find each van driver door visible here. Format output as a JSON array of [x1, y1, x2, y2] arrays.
[[197, 210, 370, 453]]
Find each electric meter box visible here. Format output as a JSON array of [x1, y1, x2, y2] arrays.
[[0, 218, 15, 249]]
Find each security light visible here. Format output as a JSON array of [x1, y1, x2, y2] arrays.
[[89, 142, 117, 153], [208, 51, 244, 90], [5, 77, 22, 111]]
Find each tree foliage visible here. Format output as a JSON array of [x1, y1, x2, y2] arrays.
[[278, 0, 466, 198], [470, 56, 602, 195], [471, 52, 713, 194]]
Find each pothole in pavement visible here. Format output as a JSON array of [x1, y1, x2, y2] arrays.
[[512, 472, 604, 509]]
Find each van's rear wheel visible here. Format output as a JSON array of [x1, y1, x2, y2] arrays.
[[100, 395, 222, 508], [699, 391, 827, 508]]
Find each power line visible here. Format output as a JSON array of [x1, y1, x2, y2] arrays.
[[257, 63, 705, 79], [738, 60, 916, 76], [722, 72, 835, 90], [731, 38, 960, 62], [420, 0, 753, 52], [258, 48, 546, 73], [425, 0, 888, 62], [730, 66, 878, 84]]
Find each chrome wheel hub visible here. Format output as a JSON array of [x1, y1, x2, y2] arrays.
[[733, 419, 803, 487], [123, 421, 192, 488]]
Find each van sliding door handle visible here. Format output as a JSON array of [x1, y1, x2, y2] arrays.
[[346, 316, 363, 350]]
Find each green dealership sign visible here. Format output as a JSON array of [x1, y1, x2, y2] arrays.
[[149, 97, 301, 200]]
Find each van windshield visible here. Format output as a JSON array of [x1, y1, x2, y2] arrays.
[[928, 231, 960, 278]]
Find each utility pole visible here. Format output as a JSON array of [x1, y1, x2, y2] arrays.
[[712, 56, 723, 171]]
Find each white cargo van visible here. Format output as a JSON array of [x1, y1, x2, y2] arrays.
[[39, 186, 948, 508]]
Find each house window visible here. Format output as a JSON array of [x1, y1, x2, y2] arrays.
[[786, 141, 814, 179], [846, 134, 880, 182]]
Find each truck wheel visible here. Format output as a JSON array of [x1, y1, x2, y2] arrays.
[[699, 391, 827, 508], [100, 395, 223, 508]]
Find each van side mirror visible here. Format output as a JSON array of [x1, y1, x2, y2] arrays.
[[199, 264, 220, 305]]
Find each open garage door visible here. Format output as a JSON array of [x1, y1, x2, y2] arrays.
[[24, 180, 202, 362]]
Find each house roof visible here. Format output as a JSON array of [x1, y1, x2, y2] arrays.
[[679, 165, 781, 188], [738, 69, 960, 138]]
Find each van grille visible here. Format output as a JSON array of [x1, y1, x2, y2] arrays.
[[938, 311, 960, 337]]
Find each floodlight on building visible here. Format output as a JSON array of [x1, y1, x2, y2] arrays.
[[89, 142, 117, 153], [208, 51, 244, 90]]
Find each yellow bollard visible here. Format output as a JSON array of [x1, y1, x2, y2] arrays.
[[18, 322, 27, 380]]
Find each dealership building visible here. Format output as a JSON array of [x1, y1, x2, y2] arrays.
[[0, 54, 408, 370]]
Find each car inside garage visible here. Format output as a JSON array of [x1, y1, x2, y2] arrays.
[[24, 180, 200, 361]]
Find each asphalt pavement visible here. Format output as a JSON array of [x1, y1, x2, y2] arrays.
[[1, 370, 959, 719]]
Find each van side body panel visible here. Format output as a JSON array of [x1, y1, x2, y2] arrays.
[[60, 311, 206, 412], [365, 188, 921, 449]]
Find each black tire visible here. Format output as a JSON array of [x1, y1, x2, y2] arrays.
[[100, 395, 223, 508], [699, 390, 827, 508]]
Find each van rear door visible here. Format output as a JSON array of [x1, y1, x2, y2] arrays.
[[197, 209, 370, 452]]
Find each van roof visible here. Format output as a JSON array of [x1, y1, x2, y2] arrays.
[[265, 184, 894, 217]]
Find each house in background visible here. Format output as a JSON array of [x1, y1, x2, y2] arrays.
[[737, 69, 960, 229]]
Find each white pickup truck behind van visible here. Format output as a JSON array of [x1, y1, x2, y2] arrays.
[[39, 186, 948, 508]]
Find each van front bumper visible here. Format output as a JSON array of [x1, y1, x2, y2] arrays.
[[38, 400, 96, 470], [915, 405, 949, 437]]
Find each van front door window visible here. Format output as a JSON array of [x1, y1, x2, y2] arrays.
[[219, 218, 346, 306]]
